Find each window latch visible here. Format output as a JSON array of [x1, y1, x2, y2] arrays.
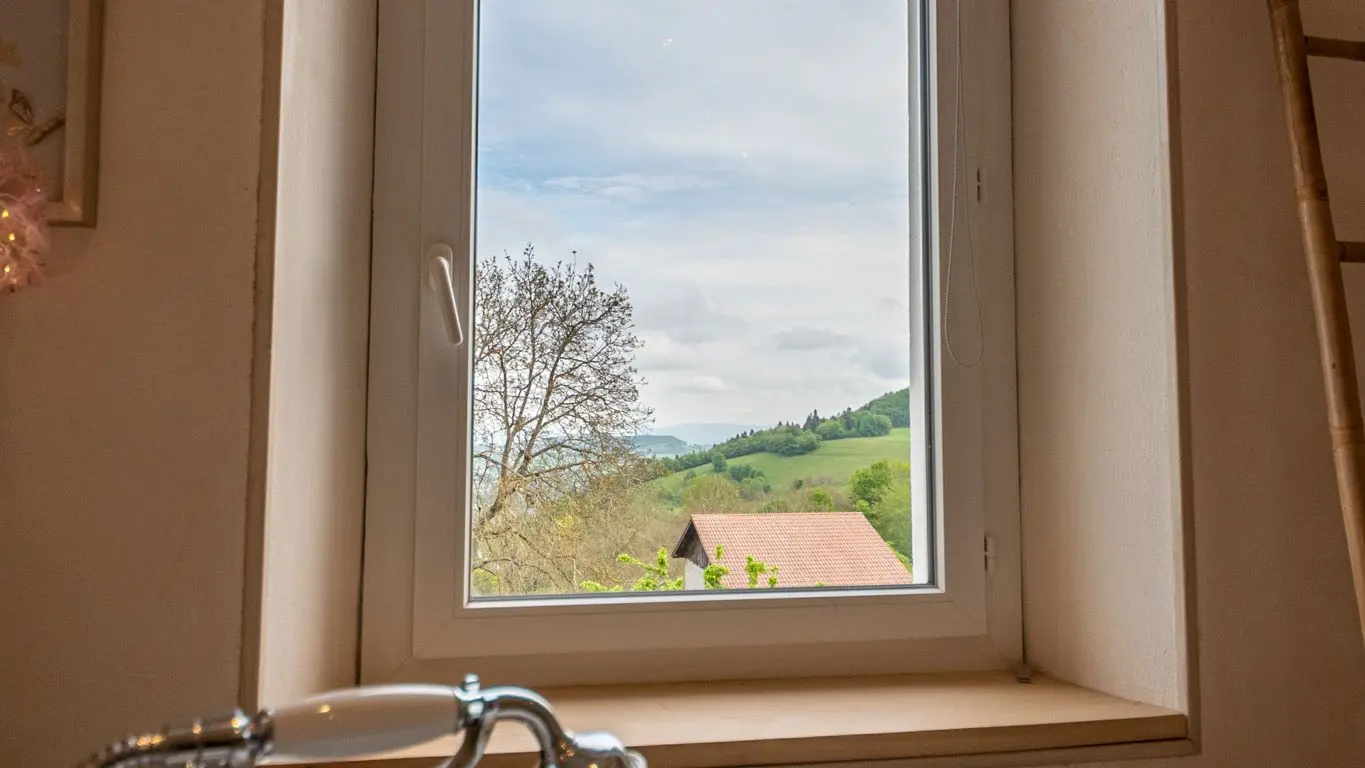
[[427, 243, 465, 347]]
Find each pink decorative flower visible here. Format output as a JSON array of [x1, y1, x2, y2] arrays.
[[0, 145, 50, 292]]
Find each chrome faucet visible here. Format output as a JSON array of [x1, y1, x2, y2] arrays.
[[77, 675, 645, 768]]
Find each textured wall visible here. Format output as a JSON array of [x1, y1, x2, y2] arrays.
[[251, 0, 375, 709], [1014, 0, 1182, 711], [0, 2, 265, 766], [1017, 0, 1365, 764]]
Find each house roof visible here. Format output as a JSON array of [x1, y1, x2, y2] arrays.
[[671, 512, 911, 588]]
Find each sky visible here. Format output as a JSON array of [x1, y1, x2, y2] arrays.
[[474, 0, 916, 429]]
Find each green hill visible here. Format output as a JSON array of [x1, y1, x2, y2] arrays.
[[858, 387, 911, 427], [655, 428, 911, 493]]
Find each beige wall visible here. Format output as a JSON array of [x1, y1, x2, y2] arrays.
[[248, 0, 375, 710], [1017, 0, 1365, 764], [1164, 0, 1365, 761], [0, 2, 265, 766], [1014, 0, 1183, 712]]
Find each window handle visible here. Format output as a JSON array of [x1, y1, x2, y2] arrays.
[[427, 243, 465, 347]]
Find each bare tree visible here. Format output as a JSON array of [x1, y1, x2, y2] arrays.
[[472, 465, 688, 595], [471, 245, 652, 530]]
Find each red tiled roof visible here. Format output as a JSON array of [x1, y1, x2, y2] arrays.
[[672, 512, 911, 588]]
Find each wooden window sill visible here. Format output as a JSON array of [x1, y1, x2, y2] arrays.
[[269, 671, 1189, 768]]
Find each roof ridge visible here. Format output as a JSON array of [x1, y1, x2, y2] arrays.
[[689, 511, 862, 517]]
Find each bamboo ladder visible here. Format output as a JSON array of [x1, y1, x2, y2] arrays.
[[1267, 0, 1365, 647]]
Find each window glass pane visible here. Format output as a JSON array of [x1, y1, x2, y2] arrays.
[[470, 0, 920, 597]]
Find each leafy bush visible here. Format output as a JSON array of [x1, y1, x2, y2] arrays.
[[814, 410, 892, 442], [815, 419, 846, 440], [579, 580, 623, 593], [618, 548, 684, 591], [702, 546, 728, 589], [849, 459, 897, 507], [745, 556, 779, 588], [739, 476, 771, 500], [728, 464, 765, 483], [681, 474, 744, 513], [583, 545, 762, 592], [639, 458, 675, 480], [849, 459, 912, 558], [771, 431, 820, 456], [854, 412, 894, 437]]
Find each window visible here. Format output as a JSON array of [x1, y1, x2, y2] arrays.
[[364, 0, 1019, 686], [472, 0, 926, 597]]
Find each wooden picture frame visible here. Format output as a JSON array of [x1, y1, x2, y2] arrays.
[[0, 0, 103, 227], [51, 0, 103, 226]]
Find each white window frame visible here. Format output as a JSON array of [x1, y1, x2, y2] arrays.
[[362, 0, 1019, 687]]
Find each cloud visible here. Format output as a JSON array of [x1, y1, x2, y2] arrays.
[[474, 0, 917, 425], [772, 327, 852, 351], [634, 333, 705, 372], [634, 286, 747, 346], [542, 173, 718, 201], [854, 340, 911, 381], [878, 296, 909, 314], [477, 0, 912, 188], [674, 375, 730, 394]]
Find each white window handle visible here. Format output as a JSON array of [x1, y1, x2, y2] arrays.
[[427, 243, 465, 347]]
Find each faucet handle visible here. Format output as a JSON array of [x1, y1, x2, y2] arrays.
[[555, 730, 642, 768], [268, 685, 463, 760]]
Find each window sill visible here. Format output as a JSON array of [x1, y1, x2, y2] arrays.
[[266, 671, 1189, 768]]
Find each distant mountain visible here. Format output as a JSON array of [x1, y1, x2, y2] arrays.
[[651, 423, 767, 448], [631, 434, 692, 457]]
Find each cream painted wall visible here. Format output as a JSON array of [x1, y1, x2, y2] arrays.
[[1017, 0, 1365, 764], [248, 0, 376, 710], [0, 2, 265, 766], [1014, 0, 1182, 712]]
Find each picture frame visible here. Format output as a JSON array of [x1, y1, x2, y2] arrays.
[[0, 0, 104, 227]]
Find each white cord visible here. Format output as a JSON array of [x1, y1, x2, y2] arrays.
[[944, 0, 983, 368]]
